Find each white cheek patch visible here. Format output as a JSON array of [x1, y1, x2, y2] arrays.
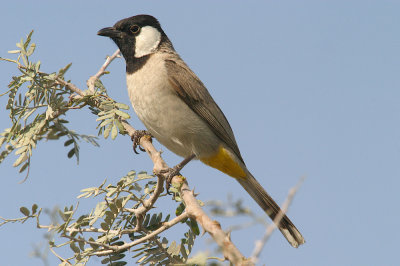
[[134, 26, 162, 58]]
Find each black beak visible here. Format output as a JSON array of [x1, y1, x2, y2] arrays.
[[97, 27, 122, 38]]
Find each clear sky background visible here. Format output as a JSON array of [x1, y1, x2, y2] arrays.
[[1, 1, 399, 265]]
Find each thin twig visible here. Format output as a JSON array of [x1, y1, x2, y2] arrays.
[[250, 176, 306, 264], [49, 247, 73, 265], [93, 211, 189, 256], [87, 49, 120, 92]]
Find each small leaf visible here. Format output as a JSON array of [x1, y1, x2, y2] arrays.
[[111, 123, 118, 140], [103, 123, 112, 139], [101, 257, 110, 264], [13, 153, 28, 167], [20, 207, 30, 216], [115, 109, 130, 119], [31, 204, 38, 214], [26, 43, 36, 56], [189, 218, 200, 235], [64, 139, 74, 146], [115, 103, 129, 110], [8, 50, 21, 54], [115, 119, 125, 134], [70, 243, 80, 253], [98, 118, 112, 128], [67, 148, 75, 158], [176, 203, 185, 216], [96, 112, 114, 121], [100, 222, 109, 231], [19, 162, 29, 173]]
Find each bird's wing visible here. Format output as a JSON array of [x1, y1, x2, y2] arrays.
[[165, 58, 244, 163]]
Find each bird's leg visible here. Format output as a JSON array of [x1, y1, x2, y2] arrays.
[[131, 130, 152, 154], [163, 154, 196, 194]]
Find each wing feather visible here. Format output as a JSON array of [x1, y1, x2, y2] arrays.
[[165, 58, 244, 163]]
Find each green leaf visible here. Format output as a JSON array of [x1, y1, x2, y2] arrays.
[[67, 148, 75, 158], [8, 50, 20, 54], [64, 139, 74, 146], [96, 112, 114, 121], [100, 222, 109, 231], [20, 207, 30, 216], [176, 203, 185, 216], [115, 109, 130, 119], [109, 203, 118, 214], [70, 243, 80, 253], [31, 204, 38, 214], [98, 118, 112, 128], [111, 123, 118, 140], [13, 153, 28, 167], [26, 43, 36, 56], [189, 218, 200, 235], [103, 123, 112, 139], [58, 63, 72, 77], [110, 261, 127, 266], [115, 119, 125, 134], [115, 103, 129, 110], [19, 162, 29, 173], [101, 257, 110, 264], [15, 146, 28, 155]]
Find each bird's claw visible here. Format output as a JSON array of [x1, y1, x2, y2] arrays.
[[160, 166, 180, 194], [131, 130, 152, 154]]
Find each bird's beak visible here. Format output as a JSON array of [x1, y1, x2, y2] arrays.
[[97, 27, 122, 39]]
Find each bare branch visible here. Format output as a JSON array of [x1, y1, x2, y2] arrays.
[[250, 176, 306, 264], [174, 176, 252, 266], [49, 247, 73, 265], [87, 49, 121, 92], [132, 173, 165, 231]]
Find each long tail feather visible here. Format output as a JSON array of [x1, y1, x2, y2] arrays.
[[237, 173, 305, 247]]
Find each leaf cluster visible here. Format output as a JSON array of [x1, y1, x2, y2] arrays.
[[28, 171, 199, 265], [0, 32, 131, 178]]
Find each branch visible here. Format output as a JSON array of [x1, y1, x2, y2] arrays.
[[250, 176, 305, 264], [87, 49, 120, 92], [174, 176, 252, 266], [49, 247, 73, 265], [131, 171, 165, 231], [92, 211, 189, 256]]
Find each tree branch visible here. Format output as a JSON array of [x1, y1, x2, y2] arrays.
[[174, 176, 252, 266], [87, 49, 120, 92], [92, 211, 189, 256]]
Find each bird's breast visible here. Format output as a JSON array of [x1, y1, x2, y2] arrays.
[[125, 54, 219, 158]]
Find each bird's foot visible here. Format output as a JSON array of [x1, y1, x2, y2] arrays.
[[131, 130, 152, 154], [161, 154, 196, 194], [160, 166, 181, 195]]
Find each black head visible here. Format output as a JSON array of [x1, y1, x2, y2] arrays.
[[98, 15, 173, 72]]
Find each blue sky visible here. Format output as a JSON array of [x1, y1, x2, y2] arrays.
[[1, 1, 399, 265]]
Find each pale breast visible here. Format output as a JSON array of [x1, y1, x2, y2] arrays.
[[127, 54, 220, 157], [125, 53, 219, 158]]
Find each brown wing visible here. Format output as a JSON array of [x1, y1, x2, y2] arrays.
[[165, 58, 244, 163]]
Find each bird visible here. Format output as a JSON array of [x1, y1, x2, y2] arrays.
[[97, 14, 305, 248]]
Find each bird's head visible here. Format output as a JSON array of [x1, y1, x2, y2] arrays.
[[98, 15, 171, 60]]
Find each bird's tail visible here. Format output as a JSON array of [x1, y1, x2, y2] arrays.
[[237, 172, 305, 248]]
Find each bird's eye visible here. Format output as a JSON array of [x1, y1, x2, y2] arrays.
[[130, 25, 140, 34]]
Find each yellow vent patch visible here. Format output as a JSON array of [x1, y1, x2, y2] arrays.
[[200, 146, 246, 179]]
